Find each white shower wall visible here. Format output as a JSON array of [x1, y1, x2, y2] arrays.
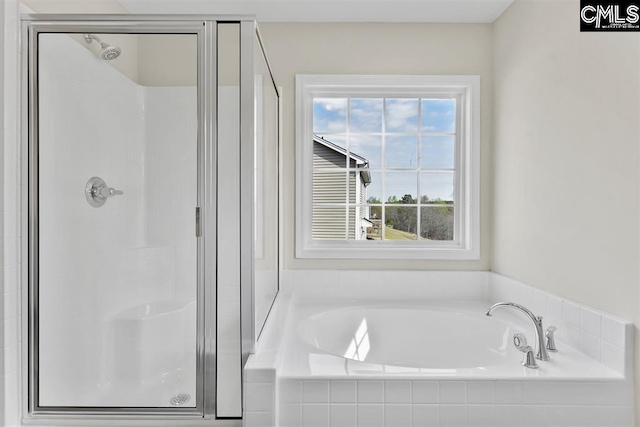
[[38, 34, 197, 405], [145, 86, 198, 303], [38, 34, 146, 400]]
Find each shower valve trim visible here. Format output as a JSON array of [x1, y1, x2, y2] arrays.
[[85, 176, 123, 208]]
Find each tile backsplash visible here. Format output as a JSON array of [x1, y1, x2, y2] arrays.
[[279, 270, 489, 302], [488, 273, 633, 378]]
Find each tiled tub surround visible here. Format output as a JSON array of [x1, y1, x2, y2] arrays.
[[278, 379, 633, 427], [244, 272, 634, 427]]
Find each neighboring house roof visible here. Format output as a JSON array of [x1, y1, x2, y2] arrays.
[[313, 135, 371, 185], [361, 218, 374, 227], [314, 135, 368, 165]]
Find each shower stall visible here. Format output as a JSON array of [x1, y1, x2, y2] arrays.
[[22, 15, 279, 420]]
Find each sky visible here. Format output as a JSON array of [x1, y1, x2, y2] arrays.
[[313, 97, 456, 202]]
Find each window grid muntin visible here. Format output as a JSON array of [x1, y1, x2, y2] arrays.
[[312, 94, 459, 242], [345, 99, 351, 239]]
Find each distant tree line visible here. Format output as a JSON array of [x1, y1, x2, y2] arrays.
[[367, 194, 453, 240]]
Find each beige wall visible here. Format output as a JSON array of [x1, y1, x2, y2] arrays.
[[137, 34, 197, 86], [492, 0, 640, 421], [259, 23, 493, 270]]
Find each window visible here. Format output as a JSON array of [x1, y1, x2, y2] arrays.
[[296, 75, 480, 259]]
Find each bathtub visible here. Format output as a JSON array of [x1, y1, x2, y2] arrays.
[[298, 305, 524, 372], [245, 296, 635, 427], [282, 300, 624, 379]]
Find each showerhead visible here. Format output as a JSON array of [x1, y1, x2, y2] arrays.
[[98, 44, 122, 61], [83, 34, 121, 61]]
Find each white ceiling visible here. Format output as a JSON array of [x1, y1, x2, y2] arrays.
[[120, 0, 514, 23]]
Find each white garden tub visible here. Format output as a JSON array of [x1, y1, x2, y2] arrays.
[[283, 301, 623, 379], [298, 306, 519, 371], [269, 299, 634, 427]]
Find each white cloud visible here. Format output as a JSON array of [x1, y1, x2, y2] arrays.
[[350, 98, 383, 132], [315, 98, 347, 112], [313, 98, 348, 133], [385, 99, 418, 132]]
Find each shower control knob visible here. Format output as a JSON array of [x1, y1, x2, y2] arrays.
[[98, 186, 123, 198], [85, 176, 123, 208]]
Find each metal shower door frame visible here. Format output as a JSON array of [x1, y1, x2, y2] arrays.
[[20, 15, 252, 421]]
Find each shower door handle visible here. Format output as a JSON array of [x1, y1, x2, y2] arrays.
[[195, 207, 202, 237]]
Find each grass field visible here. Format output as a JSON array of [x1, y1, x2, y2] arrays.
[[384, 226, 418, 240], [368, 226, 425, 240]]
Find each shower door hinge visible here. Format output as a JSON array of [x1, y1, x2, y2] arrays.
[[195, 207, 202, 237]]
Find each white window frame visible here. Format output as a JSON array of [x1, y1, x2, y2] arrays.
[[295, 74, 480, 260]]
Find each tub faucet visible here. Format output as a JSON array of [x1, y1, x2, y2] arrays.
[[485, 302, 550, 361]]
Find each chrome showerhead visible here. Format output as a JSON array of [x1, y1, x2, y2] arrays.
[[98, 44, 122, 61], [83, 34, 121, 61]]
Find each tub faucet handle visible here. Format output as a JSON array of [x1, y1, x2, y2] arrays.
[[520, 345, 538, 369], [514, 334, 538, 369], [546, 326, 558, 352]]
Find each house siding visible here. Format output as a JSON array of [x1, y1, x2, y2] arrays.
[[312, 142, 363, 240]]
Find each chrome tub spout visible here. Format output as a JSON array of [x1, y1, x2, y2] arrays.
[[485, 302, 550, 361]]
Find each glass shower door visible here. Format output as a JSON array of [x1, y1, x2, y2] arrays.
[[35, 31, 199, 409]]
